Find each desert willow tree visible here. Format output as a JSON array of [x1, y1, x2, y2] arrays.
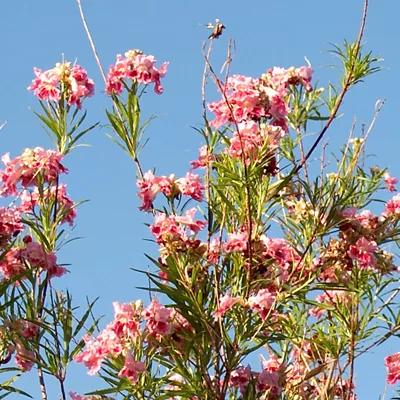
[[70, 1, 400, 399], [1, 0, 400, 399]]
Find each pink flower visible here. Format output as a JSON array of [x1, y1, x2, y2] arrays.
[[384, 193, 400, 216], [106, 49, 168, 95], [261, 65, 313, 95], [247, 288, 276, 321], [348, 236, 377, 269], [227, 121, 263, 161], [74, 328, 122, 375], [28, 62, 94, 107], [110, 302, 141, 340], [191, 145, 214, 169], [118, 352, 145, 383], [20, 184, 76, 225], [261, 236, 300, 280], [137, 171, 160, 211], [15, 320, 39, 339], [0, 238, 65, 280], [137, 171, 180, 211], [385, 352, 400, 384], [176, 173, 204, 201], [309, 290, 351, 319], [207, 237, 222, 264], [208, 75, 267, 128], [0, 148, 67, 196], [150, 209, 205, 245], [75, 301, 142, 375], [143, 299, 172, 338], [355, 210, 378, 230], [256, 355, 282, 396], [0, 207, 23, 243], [15, 343, 34, 371], [229, 366, 252, 394], [213, 294, 242, 320], [224, 230, 248, 253], [384, 173, 398, 192]]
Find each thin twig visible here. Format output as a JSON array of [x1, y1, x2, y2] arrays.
[[294, 0, 369, 176], [75, 0, 106, 84]]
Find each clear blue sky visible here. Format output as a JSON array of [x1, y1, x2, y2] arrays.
[[1, 1, 400, 398]]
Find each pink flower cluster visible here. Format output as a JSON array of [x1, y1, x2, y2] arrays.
[[28, 62, 94, 107], [227, 121, 285, 162], [309, 290, 352, 319], [150, 209, 206, 260], [75, 301, 141, 376], [256, 355, 283, 397], [228, 355, 283, 397], [20, 184, 76, 225], [384, 173, 398, 192], [208, 66, 313, 129], [106, 49, 168, 95], [190, 145, 214, 169], [137, 171, 204, 211], [0, 236, 65, 280], [208, 75, 266, 128], [261, 66, 313, 95], [248, 288, 276, 321], [118, 352, 145, 382], [213, 293, 242, 320], [0, 148, 67, 197], [385, 193, 400, 216], [348, 236, 377, 269], [14, 342, 35, 371], [224, 230, 248, 253], [229, 366, 251, 394], [143, 299, 173, 338], [0, 207, 23, 244], [385, 352, 400, 384]]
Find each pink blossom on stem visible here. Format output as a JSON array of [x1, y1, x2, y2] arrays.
[[348, 236, 377, 269], [256, 355, 283, 396], [110, 302, 141, 340], [118, 352, 145, 383], [207, 237, 223, 264], [384, 173, 398, 192], [176, 172, 204, 201], [0, 207, 23, 243], [208, 75, 267, 128], [28, 62, 94, 107], [143, 299, 172, 338], [0, 148, 67, 197], [106, 50, 168, 95], [15, 320, 39, 339], [247, 288, 276, 321], [229, 366, 252, 394], [385, 352, 400, 384], [0, 237, 65, 280], [309, 290, 352, 319], [191, 145, 214, 169], [15, 343, 34, 371], [384, 193, 400, 216], [224, 230, 248, 253], [213, 294, 242, 320], [20, 184, 76, 225], [74, 329, 122, 375]]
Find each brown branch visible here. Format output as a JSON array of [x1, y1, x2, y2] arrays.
[[293, 0, 369, 176], [75, 0, 106, 84], [75, 0, 146, 180]]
